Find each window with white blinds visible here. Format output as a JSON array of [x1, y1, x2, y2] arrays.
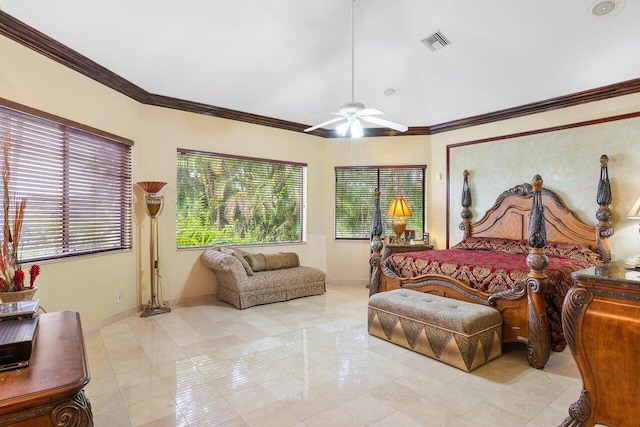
[[0, 100, 132, 262], [335, 166, 426, 239], [176, 149, 306, 247]]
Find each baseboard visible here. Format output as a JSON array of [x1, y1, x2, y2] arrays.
[[326, 279, 368, 286], [84, 283, 365, 333], [84, 293, 219, 333]]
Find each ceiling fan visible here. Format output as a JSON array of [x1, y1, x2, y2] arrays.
[[304, 0, 408, 137]]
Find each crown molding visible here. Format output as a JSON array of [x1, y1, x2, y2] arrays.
[[429, 78, 640, 134], [2, 10, 639, 138]]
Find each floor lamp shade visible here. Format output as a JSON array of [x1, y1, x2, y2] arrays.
[[137, 181, 171, 318]]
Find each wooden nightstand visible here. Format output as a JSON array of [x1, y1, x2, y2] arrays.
[[382, 242, 434, 258], [562, 261, 640, 426], [369, 242, 434, 293]]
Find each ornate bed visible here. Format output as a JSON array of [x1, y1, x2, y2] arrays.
[[369, 155, 613, 369]]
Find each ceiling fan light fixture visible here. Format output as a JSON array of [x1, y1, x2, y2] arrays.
[[339, 101, 366, 115], [304, 0, 408, 135], [336, 121, 350, 136], [350, 120, 364, 138]]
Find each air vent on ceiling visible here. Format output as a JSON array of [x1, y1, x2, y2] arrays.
[[421, 31, 450, 51]]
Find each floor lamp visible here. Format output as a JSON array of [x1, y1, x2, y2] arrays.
[[137, 181, 171, 318]]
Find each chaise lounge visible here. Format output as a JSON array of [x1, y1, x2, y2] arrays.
[[201, 247, 326, 309]]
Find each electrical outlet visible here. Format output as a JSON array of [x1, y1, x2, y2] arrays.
[[117, 291, 123, 303], [611, 252, 617, 261]]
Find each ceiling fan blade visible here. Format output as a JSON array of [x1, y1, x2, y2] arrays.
[[356, 108, 383, 116], [362, 115, 408, 132], [304, 117, 346, 132]]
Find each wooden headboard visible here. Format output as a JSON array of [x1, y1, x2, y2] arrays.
[[459, 155, 613, 261]]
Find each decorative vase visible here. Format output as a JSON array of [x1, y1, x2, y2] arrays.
[[0, 286, 38, 303]]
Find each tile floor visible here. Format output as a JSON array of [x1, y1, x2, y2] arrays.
[[84, 283, 582, 426]]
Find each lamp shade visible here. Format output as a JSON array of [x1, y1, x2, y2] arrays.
[[137, 181, 167, 193], [627, 197, 640, 219], [387, 197, 412, 217]]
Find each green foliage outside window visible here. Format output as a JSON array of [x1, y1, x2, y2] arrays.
[[176, 150, 306, 247], [335, 166, 426, 240]]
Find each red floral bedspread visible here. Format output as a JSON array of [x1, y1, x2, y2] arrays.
[[384, 237, 602, 351]]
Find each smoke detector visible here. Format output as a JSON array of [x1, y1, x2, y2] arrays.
[[588, 0, 625, 17], [421, 31, 450, 51], [383, 87, 399, 97]]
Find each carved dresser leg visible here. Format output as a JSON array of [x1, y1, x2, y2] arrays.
[[51, 390, 94, 427], [560, 389, 591, 427]]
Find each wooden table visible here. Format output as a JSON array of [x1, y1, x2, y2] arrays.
[[561, 262, 640, 427], [0, 311, 92, 426]]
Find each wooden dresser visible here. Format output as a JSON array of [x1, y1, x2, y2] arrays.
[[561, 261, 640, 427], [0, 311, 92, 426]]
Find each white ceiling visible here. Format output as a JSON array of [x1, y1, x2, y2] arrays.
[[1, 0, 639, 130]]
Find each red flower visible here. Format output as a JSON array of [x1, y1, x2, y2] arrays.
[[13, 269, 24, 291], [29, 264, 40, 288]]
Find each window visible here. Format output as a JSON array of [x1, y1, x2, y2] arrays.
[[176, 149, 306, 247], [0, 100, 133, 262], [335, 166, 425, 239]]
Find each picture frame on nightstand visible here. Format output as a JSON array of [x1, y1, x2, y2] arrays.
[[404, 229, 415, 241]]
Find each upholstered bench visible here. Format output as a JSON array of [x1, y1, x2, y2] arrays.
[[368, 289, 502, 371]]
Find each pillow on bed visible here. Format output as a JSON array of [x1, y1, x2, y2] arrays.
[[452, 237, 529, 255], [453, 237, 602, 264], [543, 242, 602, 264]]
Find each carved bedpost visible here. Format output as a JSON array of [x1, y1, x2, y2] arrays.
[[459, 170, 472, 238], [525, 174, 552, 369], [596, 154, 614, 262], [369, 188, 383, 295]]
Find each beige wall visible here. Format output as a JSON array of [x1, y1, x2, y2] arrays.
[[2, 33, 640, 328], [322, 136, 430, 284], [0, 36, 142, 327], [429, 94, 640, 262], [134, 106, 329, 304]]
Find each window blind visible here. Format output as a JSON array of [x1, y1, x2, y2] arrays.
[[176, 149, 306, 247], [335, 166, 426, 239], [0, 102, 132, 262]]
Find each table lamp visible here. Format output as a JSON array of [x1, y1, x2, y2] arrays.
[[626, 196, 640, 268], [387, 197, 412, 242], [627, 196, 640, 230]]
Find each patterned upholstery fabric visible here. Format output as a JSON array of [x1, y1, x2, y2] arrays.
[[452, 237, 602, 264], [219, 247, 254, 276], [368, 289, 502, 372], [383, 238, 602, 351], [201, 248, 325, 309], [244, 252, 300, 272]]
